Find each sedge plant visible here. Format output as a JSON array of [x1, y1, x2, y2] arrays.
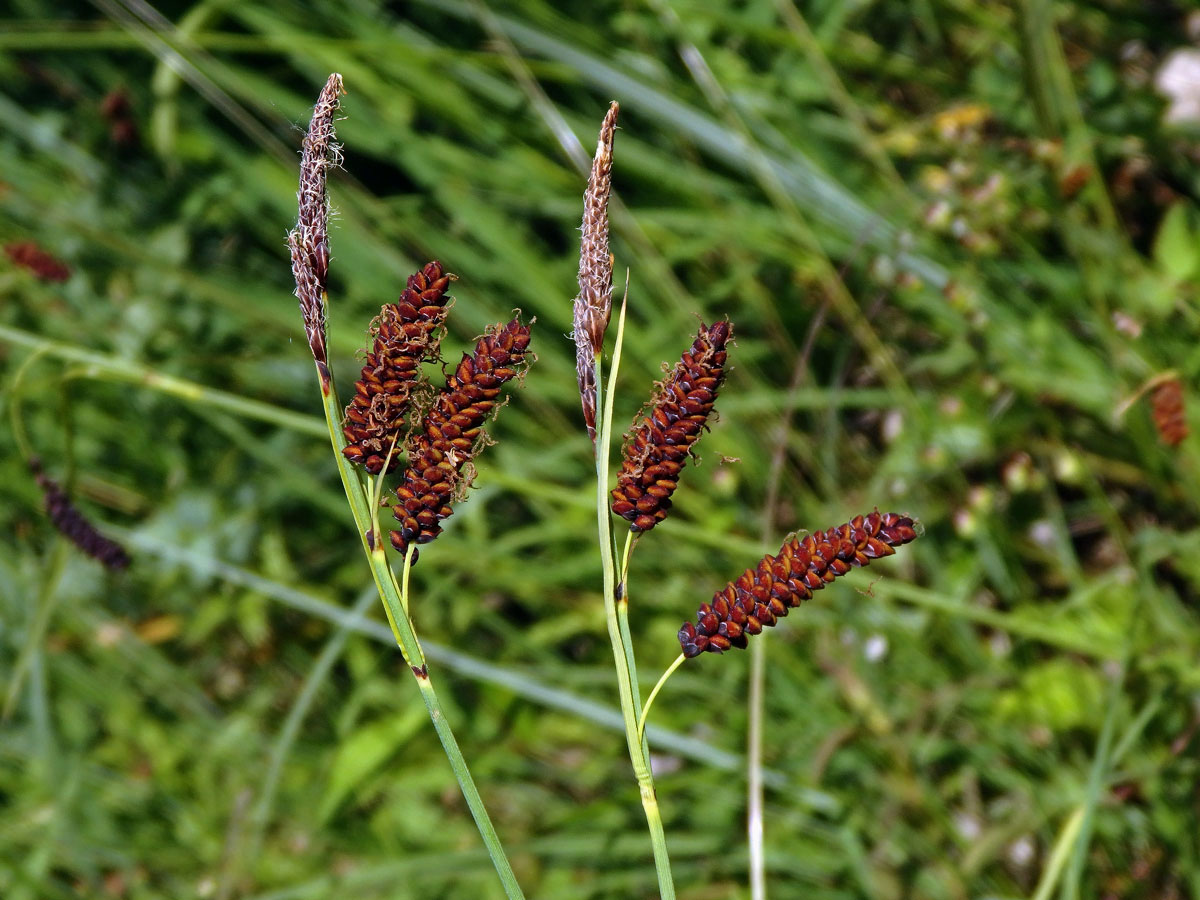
[[287, 74, 529, 899], [284, 74, 920, 899], [571, 104, 920, 897]]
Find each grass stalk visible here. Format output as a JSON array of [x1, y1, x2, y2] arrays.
[[593, 300, 677, 898], [747, 634, 767, 900], [745, 316, 824, 900], [0, 324, 325, 438], [1031, 805, 1085, 900], [637, 654, 686, 743], [312, 359, 525, 899]]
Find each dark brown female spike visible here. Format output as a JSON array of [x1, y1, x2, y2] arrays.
[[611, 320, 731, 533], [341, 261, 454, 474], [389, 316, 532, 561], [30, 458, 131, 571], [678, 510, 918, 657]]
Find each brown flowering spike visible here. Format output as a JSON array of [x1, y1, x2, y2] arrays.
[[5, 241, 71, 282], [288, 73, 344, 367], [678, 511, 917, 658], [573, 101, 618, 445], [99, 88, 139, 147], [389, 317, 532, 561], [1151, 377, 1188, 447], [29, 458, 130, 571], [611, 320, 731, 533], [341, 261, 454, 474]]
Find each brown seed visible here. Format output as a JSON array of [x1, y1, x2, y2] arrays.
[[678, 511, 917, 658], [341, 261, 454, 474], [5, 241, 71, 282], [389, 317, 532, 561], [611, 320, 731, 533], [1151, 377, 1188, 447]]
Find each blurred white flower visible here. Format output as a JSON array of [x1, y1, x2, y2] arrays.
[[1008, 835, 1035, 867], [1157, 48, 1200, 124], [882, 408, 904, 443], [953, 811, 982, 841], [1028, 519, 1056, 547], [864, 633, 888, 663]]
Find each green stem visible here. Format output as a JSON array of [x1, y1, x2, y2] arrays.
[[616, 531, 641, 738], [1031, 806, 1085, 900], [3, 543, 69, 721], [747, 636, 767, 900], [0, 324, 325, 437], [244, 586, 377, 871], [637, 654, 686, 743], [313, 358, 524, 900], [593, 297, 676, 898], [6, 346, 53, 462]]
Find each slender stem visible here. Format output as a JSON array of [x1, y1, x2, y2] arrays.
[[7, 346, 52, 462], [616, 533, 641, 744], [748, 307, 824, 900], [400, 542, 417, 617], [747, 637, 767, 900], [638, 654, 687, 742], [1031, 806, 1085, 900], [607, 301, 641, 720], [314, 358, 524, 899], [593, 298, 676, 899], [2, 543, 69, 721], [0, 324, 325, 437]]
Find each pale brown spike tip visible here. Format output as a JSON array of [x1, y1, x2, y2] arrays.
[[573, 101, 619, 444], [288, 73, 346, 367]]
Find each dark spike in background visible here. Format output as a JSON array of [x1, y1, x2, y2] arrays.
[[29, 458, 130, 570]]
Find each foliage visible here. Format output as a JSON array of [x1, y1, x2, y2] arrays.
[[2, 1, 1199, 898]]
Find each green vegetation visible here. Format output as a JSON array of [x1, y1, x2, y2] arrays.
[[3, 1, 1199, 898]]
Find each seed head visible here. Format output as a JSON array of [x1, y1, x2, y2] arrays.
[[611, 320, 731, 533], [288, 73, 344, 367], [342, 261, 454, 474], [573, 101, 618, 444], [5, 241, 71, 282], [390, 317, 532, 561], [679, 511, 917, 658], [99, 88, 139, 148], [1151, 376, 1187, 447], [30, 458, 130, 571]]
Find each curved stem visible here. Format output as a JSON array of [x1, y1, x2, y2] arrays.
[[7, 346, 52, 461], [0, 324, 325, 437], [638, 654, 686, 742], [400, 541, 417, 617]]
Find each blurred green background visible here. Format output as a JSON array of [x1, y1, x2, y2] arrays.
[[3, 1, 1200, 897]]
